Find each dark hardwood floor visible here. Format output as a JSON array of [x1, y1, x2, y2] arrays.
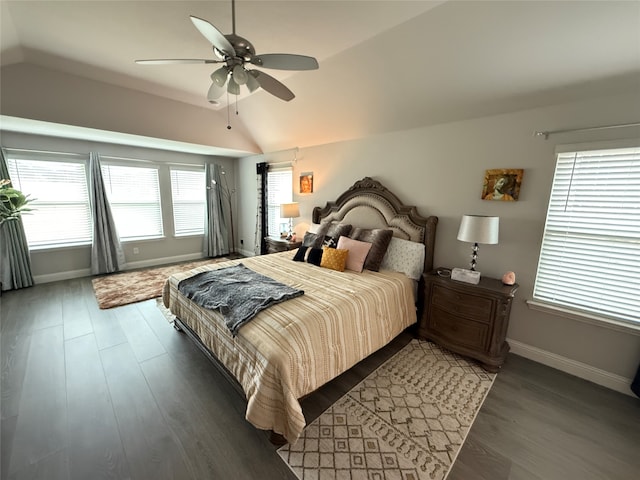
[[1, 278, 639, 479]]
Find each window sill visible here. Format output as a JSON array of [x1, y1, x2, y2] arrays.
[[526, 300, 640, 336], [29, 241, 91, 252], [121, 235, 166, 243], [173, 233, 205, 239]]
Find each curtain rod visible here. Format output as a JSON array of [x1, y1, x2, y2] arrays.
[[534, 122, 640, 140], [3, 147, 85, 158], [268, 160, 293, 167]]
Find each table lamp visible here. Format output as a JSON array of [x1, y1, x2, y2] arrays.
[[457, 215, 499, 271], [280, 202, 300, 240]]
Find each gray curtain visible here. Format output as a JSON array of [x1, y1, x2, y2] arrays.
[[255, 162, 268, 255], [204, 163, 229, 257], [0, 147, 34, 291], [89, 152, 125, 274]]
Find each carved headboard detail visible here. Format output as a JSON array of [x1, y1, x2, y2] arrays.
[[312, 177, 438, 273]]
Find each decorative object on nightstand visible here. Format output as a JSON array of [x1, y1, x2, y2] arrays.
[[265, 236, 302, 254], [280, 202, 300, 240], [502, 271, 516, 285], [419, 270, 518, 372], [457, 214, 499, 273]]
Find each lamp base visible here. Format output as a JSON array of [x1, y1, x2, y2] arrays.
[[469, 242, 480, 271], [451, 267, 481, 284]]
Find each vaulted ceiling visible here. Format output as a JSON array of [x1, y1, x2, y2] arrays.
[[2, 1, 639, 153]]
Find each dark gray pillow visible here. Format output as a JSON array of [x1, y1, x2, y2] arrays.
[[302, 231, 321, 248], [316, 222, 352, 249], [349, 228, 393, 271]]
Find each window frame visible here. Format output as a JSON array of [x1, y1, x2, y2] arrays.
[[169, 166, 206, 237], [100, 160, 165, 241], [5, 151, 93, 249], [267, 167, 293, 237], [529, 139, 640, 333]]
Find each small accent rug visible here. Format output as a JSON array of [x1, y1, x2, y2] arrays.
[[277, 339, 496, 480], [91, 258, 228, 309]]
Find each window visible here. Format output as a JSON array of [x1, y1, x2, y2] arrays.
[[267, 168, 293, 236], [170, 168, 205, 236], [6, 153, 92, 248], [533, 146, 640, 326], [100, 163, 163, 240]]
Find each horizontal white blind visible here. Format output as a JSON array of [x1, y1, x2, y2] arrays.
[[267, 168, 292, 236], [170, 168, 205, 236], [6, 155, 92, 247], [533, 147, 640, 325], [101, 164, 163, 240]]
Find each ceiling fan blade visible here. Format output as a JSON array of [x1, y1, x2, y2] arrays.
[[135, 59, 221, 65], [251, 54, 319, 71], [249, 70, 295, 101], [207, 82, 225, 101], [190, 15, 235, 57]]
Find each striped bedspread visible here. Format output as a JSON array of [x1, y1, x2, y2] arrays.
[[162, 250, 417, 443]]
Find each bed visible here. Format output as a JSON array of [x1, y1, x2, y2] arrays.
[[162, 177, 438, 444]]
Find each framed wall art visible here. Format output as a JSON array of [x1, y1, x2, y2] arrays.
[[482, 169, 524, 201], [300, 172, 313, 194]]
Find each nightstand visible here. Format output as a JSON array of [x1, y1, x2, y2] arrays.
[[264, 236, 302, 254], [418, 269, 518, 372]]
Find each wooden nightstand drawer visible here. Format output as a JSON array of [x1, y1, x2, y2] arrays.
[[429, 306, 489, 350], [431, 284, 493, 323], [419, 269, 518, 372]]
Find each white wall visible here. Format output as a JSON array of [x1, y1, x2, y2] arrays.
[[0, 63, 260, 155], [237, 91, 640, 392]]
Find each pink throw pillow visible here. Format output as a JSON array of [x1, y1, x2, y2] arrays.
[[336, 236, 372, 272]]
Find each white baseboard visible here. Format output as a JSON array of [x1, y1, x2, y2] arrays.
[[507, 338, 634, 397], [122, 252, 205, 271], [33, 252, 207, 284], [33, 268, 92, 284], [237, 247, 256, 257]]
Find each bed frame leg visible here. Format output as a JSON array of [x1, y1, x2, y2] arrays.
[[173, 321, 184, 332], [270, 431, 287, 446]]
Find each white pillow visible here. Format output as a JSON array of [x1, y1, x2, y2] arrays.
[[380, 237, 425, 281]]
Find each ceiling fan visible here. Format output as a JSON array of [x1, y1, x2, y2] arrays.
[[135, 0, 319, 103]]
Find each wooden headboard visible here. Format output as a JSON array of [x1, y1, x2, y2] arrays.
[[312, 177, 438, 273]]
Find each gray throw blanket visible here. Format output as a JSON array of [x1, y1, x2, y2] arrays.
[[177, 263, 304, 336]]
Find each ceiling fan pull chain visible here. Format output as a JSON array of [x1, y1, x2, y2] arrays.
[[226, 91, 232, 130]]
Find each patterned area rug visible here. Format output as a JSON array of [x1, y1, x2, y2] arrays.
[[277, 340, 496, 480], [91, 258, 228, 309]]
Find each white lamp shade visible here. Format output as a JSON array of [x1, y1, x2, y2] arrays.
[[280, 202, 300, 219], [457, 215, 499, 244]]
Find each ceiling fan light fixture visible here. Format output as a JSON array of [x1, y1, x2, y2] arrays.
[[246, 71, 260, 92], [207, 82, 225, 101], [227, 76, 240, 95], [232, 64, 248, 85], [211, 66, 229, 87]]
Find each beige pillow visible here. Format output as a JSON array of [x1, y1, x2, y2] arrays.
[[336, 236, 372, 272]]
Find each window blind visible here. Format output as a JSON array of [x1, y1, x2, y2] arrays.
[[100, 164, 163, 240], [170, 168, 205, 236], [533, 147, 640, 325], [267, 168, 293, 237], [6, 154, 92, 247]]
